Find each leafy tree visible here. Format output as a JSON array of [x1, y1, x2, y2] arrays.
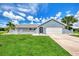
[[0, 28, 5, 31], [6, 21, 15, 32], [61, 16, 78, 30]]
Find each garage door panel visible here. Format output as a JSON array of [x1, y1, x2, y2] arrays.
[[46, 28, 62, 34]]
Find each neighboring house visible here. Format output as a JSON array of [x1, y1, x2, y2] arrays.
[[9, 19, 73, 34]]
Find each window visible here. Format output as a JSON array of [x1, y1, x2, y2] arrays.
[[29, 28, 32, 30], [29, 28, 36, 30], [33, 28, 36, 30]]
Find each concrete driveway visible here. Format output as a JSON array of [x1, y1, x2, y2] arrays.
[[48, 34, 79, 56]]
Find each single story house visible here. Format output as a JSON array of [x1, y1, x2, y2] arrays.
[[9, 19, 73, 34]]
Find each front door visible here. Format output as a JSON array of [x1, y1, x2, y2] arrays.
[[39, 27, 43, 33]]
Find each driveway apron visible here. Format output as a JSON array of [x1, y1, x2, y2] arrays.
[[48, 34, 79, 56]]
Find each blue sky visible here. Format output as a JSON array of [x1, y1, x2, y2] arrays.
[[0, 3, 79, 27]]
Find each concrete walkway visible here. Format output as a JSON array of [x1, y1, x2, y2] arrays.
[[48, 34, 79, 56]]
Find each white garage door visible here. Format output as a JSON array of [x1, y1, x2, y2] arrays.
[[46, 27, 62, 34]]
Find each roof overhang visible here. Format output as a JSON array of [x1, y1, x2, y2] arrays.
[[15, 24, 39, 28]]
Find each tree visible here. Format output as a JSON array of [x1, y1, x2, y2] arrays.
[[61, 16, 78, 30], [6, 21, 15, 32], [0, 28, 5, 31]]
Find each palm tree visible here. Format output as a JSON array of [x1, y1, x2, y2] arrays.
[[61, 16, 78, 30], [6, 21, 15, 32]]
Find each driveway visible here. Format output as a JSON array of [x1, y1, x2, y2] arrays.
[[48, 34, 79, 56]]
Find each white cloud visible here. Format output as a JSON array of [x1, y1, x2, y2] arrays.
[[18, 8, 31, 12], [12, 20, 19, 24], [34, 18, 40, 22], [0, 24, 6, 27], [74, 11, 79, 19], [27, 16, 34, 24], [57, 17, 62, 22], [39, 18, 42, 20], [27, 15, 40, 24], [66, 14, 73, 16], [3, 11, 10, 17], [27, 16, 34, 21], [14, 15, 25, 20], [3, 11, 15, 19], [76, 11, 79, 15], [1, 3, 39, 16], [29, 4, 38, 14], [41, 18, 48, 23], [66, 10, 71, 14], [66, 10, 73, 16], [51, 12, 62, 21], [56, 12, 62, 18], [3, 11, 25, 21], [18, 4, 38, 15], [17, 12, 26, 17], [73, 21, 79, 28], [73, 11, 79, 28], [50, 16, 57, 20], [50, 12, 62, 22], [50, 17, 55, 19]]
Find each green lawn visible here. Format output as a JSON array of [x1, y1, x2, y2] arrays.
[[0, 34, 71, 56], [0, 31, 6, 35], [72, 31, 79, 37]]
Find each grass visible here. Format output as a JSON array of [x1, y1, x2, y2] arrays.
[[72, 31, 79, 37], [0, 34, 71, 56], [0, 31, 7, 35]]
